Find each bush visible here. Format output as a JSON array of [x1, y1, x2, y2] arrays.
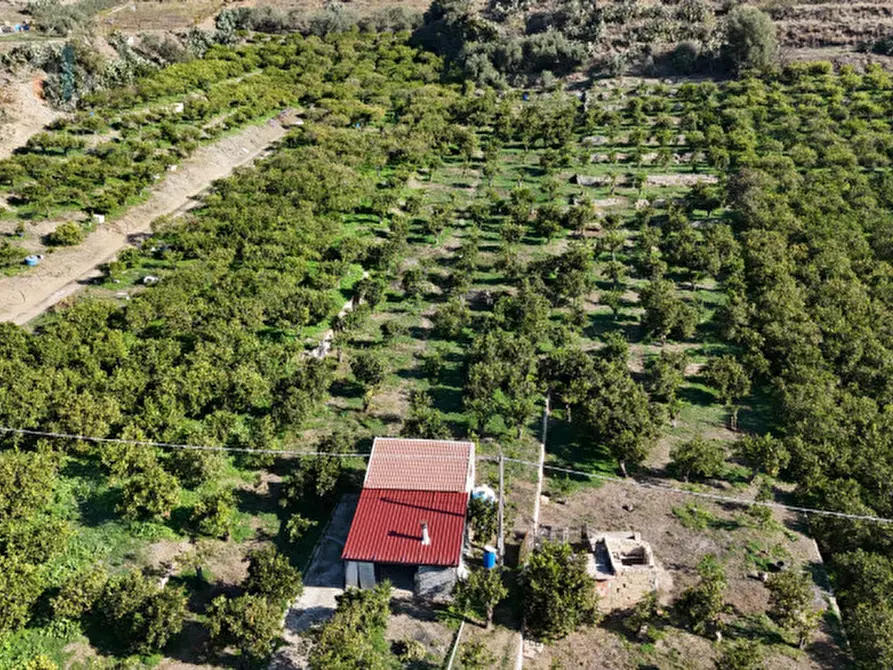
[[723, 6, 778, 73], [46, 221, 86, 246]]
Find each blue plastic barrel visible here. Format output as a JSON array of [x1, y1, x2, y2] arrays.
[[483, 546, 497, 569], [24, 255, 40, 267]]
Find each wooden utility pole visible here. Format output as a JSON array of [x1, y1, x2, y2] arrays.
[[497, 447, 505, 565], [532, 394, 550, 536]]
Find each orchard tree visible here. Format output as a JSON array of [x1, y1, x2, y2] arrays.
[[671, 437, 725, 482], [677, 554, 727, 639], [458, 640, 496, 669], [432, 298, 471, 339], [522, 542, 599, 641], [281, 430, 352, 505], [190, 489, 237, 539], [766, 570, 820, 649], [625, 591, 662, 641], [467, 496, 497, 544], [285, 513, 318, 544], [704, 355, 751, 430], [353, 275, 387, 312], [401, 390, 449, 439], [581, 359, 659, 476], [645, 349, 688, 418], [52, 566, 107, 621], [118, 465, 180, 521], [849, 600, 893, 668], [0, 451, 57, 522], [245, 545, 303, 608], [0, 556, 42, 634], [735, 433, 789, 479], [310, 583, 392, 670], [97, 570, 187, 655], [351, 349, 387, 410], [639, 278, 697, 342], [454, 568, 508, 628], [718, 639, 764, 670], [207, 594, 282, 662]]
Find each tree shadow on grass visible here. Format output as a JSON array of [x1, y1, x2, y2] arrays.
[[677, 384, 716, 407], [233, 484, 279, 518], [724, 613, 787, 647], [77, 487, 122, 527], [329, 378, 363, 400], [546, 417, 616, 476], [429, 384, 464, 415], [395, 364, 426, 382], [585, 311, 641, 342], [737, 386, 775, 435]]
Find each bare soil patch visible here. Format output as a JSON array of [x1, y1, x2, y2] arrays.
[[532, 479, 849, 669], [0, 72, 61, 161]]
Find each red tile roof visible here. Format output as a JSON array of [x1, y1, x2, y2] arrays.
[[341, 488, 468, 567], [364, 438, 474, 492]]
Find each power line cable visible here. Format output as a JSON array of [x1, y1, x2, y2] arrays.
[[0, 426, 479, 461], [3, 425, 891, 525], [503, 456, 893, 525]]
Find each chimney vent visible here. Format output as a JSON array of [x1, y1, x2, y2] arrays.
[[420, 521, 430, 546]]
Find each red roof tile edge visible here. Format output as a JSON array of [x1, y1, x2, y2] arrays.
[[363, 438, 475, 493]]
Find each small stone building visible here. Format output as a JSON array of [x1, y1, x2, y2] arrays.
[[341, 438, 475, 600], [586, 530, 660, 610]]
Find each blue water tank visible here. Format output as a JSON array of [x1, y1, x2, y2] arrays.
[[483, 545, 497, 569]]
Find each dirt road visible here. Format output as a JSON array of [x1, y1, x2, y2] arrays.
[[0, 119, 287, 326]]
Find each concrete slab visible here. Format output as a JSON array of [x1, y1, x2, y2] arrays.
[[270, 494, 358, 670]]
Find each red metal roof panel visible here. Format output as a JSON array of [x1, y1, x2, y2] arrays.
[[364, 438, 474, 492], [341, 488, 468, 567]]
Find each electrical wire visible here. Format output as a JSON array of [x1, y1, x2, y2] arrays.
[[3, 425, 892, 525], [503, 456, 893, 525]]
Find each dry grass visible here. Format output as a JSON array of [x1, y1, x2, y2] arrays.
[[532, 479, 849, 669]]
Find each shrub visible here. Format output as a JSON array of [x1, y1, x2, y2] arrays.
[[46, 221, 86, 246], [723, 6, 778, 73]]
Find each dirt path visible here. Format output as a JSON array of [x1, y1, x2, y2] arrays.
[[308, 271, 370, 359], [0, 119, 287, 326]]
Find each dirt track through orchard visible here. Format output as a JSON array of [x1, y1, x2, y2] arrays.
[[0, 119, 287, 326]]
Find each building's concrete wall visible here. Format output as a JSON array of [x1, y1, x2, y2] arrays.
[[345, 560, 359, 589], [358, 561, 376, 589], [415, 565, 458, 602]]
